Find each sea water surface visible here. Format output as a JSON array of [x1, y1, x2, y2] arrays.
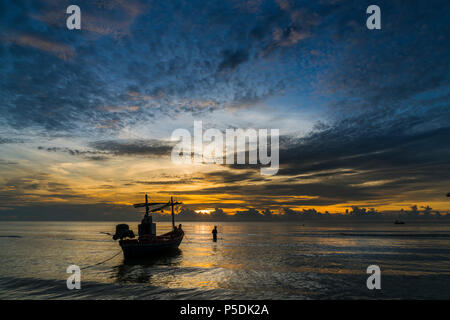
[[1, 220, 450, 299]]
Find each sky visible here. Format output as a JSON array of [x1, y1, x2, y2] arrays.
[[0, 0, 449, 220]]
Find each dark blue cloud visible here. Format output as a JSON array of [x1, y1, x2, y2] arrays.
[[0, 0, 449, 213], [1, 0, 446, 132]]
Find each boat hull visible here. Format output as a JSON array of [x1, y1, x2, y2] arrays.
[[119, 230, 183, 259]]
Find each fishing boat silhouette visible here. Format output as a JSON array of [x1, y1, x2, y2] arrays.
[[113, 194, 184, 259]]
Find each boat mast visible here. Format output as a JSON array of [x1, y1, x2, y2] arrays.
[[145, 193, 149, 217], [171, 196, 175, 229]]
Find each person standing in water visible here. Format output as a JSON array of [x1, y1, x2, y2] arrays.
[[212, 226, 218, 242]]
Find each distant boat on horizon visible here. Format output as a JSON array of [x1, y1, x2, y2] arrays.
[[113, 194, 184, 259]]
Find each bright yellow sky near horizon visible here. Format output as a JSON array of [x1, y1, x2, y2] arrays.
[[1, 141, 449, 215]]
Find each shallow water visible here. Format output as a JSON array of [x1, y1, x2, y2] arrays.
[[0, 220, 450, 299]]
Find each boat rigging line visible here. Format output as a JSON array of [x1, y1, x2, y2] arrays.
[[80, 250, 122, 270]]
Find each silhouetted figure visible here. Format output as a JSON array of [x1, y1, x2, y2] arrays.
[[447, 193, 450, 197], [212, 226, 218, 242]]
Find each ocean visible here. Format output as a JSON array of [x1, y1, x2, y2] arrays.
[[0, 220, 450, 299]]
